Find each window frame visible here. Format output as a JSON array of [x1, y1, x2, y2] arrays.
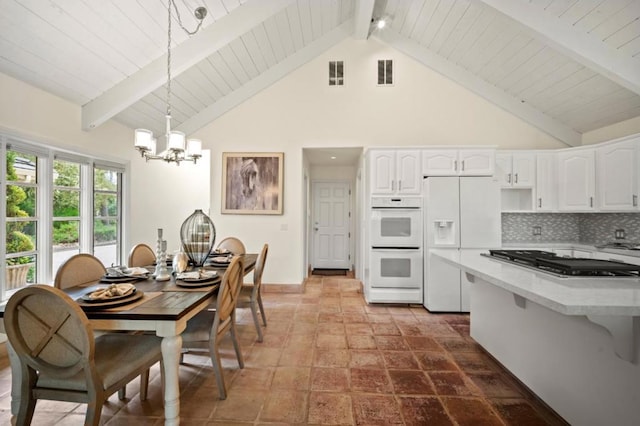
[[1, 134, 127, 301]]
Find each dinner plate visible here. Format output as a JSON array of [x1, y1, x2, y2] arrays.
[[77, 291, 144, 310], [176, 277, 220, 288], [82, 286, 136, 303], [100, 274, 148, 283]]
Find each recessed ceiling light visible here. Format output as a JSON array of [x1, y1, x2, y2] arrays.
[[377, 19, 386, 29], [331, 156, 337, 160]]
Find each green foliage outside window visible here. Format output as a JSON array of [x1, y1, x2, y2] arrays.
[[5, 151, 35, 265]]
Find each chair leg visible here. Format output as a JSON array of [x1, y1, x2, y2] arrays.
[[140, 369, 150, 401], [230, 319, 245, 368], [257, 293, 267, 326], [117, 385, 126, 400], [249, 301, 264, 342], [17, 366, 37, 426], [85, 399, 104, 426], [209, 341, 227, 400]]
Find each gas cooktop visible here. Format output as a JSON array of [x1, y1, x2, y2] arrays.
[[484, 249, 640, 278]]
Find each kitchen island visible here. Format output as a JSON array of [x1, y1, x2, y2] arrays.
[[432, 249, 640, 426]]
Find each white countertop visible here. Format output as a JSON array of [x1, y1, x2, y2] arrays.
[[431, 249, 640, 317]]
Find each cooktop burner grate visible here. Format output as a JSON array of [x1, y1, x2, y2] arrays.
[[486, 250, 640, 278]]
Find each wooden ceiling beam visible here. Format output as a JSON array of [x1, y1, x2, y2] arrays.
[[479, 0, 640, 96], [353, 0, 375, 40], [81, 0, 295, 131]]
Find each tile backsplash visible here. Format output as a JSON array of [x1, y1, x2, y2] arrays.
[[502, 213, 640, 245]]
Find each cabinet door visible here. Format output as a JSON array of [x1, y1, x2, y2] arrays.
[[459, 149, 495, 176], [536, 153, 557, 211], [557, 149, 595, 211], [511, 153, 535, 187], [495, 154, 512, 187], [422, 150, 458, 175], [369, 151, 395, 195], [396, 150, 421, 194], [597, 139, 638, 211]]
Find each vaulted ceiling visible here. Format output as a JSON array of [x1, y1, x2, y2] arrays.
[[2, 0, 639, 148]]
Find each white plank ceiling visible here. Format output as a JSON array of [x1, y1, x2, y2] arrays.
[[1, 0, 639, 148]]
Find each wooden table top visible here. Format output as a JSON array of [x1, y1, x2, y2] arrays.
[[0, 253, 257, 322]]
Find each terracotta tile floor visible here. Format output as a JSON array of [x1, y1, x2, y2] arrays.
[[0, 275, 569, 425]]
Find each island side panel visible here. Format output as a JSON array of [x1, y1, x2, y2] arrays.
[[470, 278, 640, 426]]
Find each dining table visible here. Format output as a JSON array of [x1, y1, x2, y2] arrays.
[[0, 253, 257, 426]]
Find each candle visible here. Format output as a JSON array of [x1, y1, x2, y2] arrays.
[[158, 228, 163, 239]]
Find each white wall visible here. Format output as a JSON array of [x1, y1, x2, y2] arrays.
[[191, 37, 569, 285], [581, 116, 640, 145], [0, 72, 211, 268]]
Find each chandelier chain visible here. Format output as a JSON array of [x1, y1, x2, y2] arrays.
[[167, 0, 172, 118]]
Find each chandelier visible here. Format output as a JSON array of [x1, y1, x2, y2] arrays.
[[134, 1, 207, 165]]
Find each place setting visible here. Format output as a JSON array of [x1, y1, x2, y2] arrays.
[[100, 266, 151, 283], [174, 269, 220, 288], [76, 283, 144, 310]]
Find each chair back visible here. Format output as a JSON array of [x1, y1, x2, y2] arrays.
[[253, 244, 269, 290], [216, 237, 246, 255], [4, 285, 95, 380], [54, 253, 106, 289], [215, 256, 244, 327], [128, 243, 156, 267]]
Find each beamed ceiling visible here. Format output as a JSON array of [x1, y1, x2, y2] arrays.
[[1, 0, 639, 148]]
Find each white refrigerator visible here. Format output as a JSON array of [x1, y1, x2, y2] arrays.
[[423, 176, 501, 312]]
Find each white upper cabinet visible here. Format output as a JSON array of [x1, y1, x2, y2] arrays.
[[557, 148, 596, 211], [422, 149, 494, 176], [495, 152, 535, 187], [369, 149, 421, 195], [596, 138, 639, 211], [535, 152, 557, 212]]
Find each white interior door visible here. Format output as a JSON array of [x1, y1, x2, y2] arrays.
[[312, 181, 350, 270]]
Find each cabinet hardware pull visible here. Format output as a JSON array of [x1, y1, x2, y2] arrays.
[[461, 160, 465, 171], [399, 180, 402, 191], [538, 198, 542, 208], [634, 195, 638, 207], [514, 173, 518, 184], [507, 173, 511, 183], [392, 180, 395, 191], [454, 160, 457, 171], [590, 197, 593, 207]]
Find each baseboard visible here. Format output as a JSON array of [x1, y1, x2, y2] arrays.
[[263, 282, 306, 294]]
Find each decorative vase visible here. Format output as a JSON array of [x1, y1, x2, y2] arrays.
[[172, 248, 189, 274], [180, 209, 216, 268]]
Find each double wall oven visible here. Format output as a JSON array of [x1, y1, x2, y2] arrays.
[[368, 197, 423, 303]]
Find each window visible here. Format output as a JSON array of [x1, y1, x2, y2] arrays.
[[377, 59, 393, 85], [52, 158, 81, 272], [1, 135, 126, 300], [5, 148, 39, 297], [329, 61, 344, 86], [93, 166, 122, 268]]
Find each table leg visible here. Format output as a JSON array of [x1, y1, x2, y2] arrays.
[[7, 341, 20, 416], [161, 334, 182, 426]]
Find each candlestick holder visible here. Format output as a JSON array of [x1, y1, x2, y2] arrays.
[[154, 238, 170, 281]]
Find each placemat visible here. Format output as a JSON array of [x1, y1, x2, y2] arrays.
[[106, 291, 163, 311]]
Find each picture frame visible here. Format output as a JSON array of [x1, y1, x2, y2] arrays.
[[221, 152, 284, 215]]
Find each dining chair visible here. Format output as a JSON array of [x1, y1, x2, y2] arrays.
[[53, 252, 151, 400], [237, 243, 268, 342], [180, 255, 245, 399], [216, 237, 246, 255], [54, 253, 107, 289], [128, 243, 156, 267], [3, 285, 163, 426]]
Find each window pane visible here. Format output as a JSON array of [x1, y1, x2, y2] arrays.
[[6, 185, 36, 217], [386, 60, 393, 84], [6, 221, 36, 255], [5, 257, 36, 292], [53, 219, 79, 246], [6, 150, 36, 183], [54, 189, 80, 217], [94, 218, 118, 267], [337, 61, 343, 78], [54, 159, 80, 188], [378, 60, 384, 84], [95, 193, 117, 217], [94, 168, 118, 191]]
